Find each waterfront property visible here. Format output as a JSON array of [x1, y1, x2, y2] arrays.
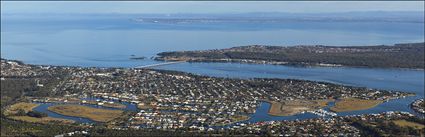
[[411, 99, 425, 114]]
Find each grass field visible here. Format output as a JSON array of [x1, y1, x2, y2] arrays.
[[9, 116, 74, 124], [393, 120, 425, 129], [4, 102, 39, 116], [268, 100, 330, 116], [48, 105, 123, 122], [330, 98, 382, 112]]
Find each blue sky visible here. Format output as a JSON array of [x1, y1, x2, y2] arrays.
[[1, 1, 424, 14]]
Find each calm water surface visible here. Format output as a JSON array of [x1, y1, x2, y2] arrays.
[[2, 14, 424, 67]]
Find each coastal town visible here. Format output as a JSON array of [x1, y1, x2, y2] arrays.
[[155, 42, 425, 69], [2, 58, 423, 136]]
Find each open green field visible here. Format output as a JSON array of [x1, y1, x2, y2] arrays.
[[330, 98, 382, 112], [47, 105, 123, 122]]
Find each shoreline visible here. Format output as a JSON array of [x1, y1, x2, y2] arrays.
[[155, 58, 425, 71], [2, 58, 418, 94], [411, 99, 425, 115], [155, 42, 425, 70], [2, 57, 423, 71]]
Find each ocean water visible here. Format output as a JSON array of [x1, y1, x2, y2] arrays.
[[1, 14, 424, 67]]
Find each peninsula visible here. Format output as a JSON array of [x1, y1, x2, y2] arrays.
[[156, 42, 425, 69]]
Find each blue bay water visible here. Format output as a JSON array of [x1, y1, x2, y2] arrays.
[[1, 14, 424, 67]]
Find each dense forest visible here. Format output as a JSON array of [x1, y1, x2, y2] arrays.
[[156, 42, 425, 69]]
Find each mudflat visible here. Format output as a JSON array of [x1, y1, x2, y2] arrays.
[[330, 98, 382, 112], [48, 105, 123, 122]]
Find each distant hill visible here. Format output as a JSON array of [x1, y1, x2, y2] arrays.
[[156, 42, 425, 69]]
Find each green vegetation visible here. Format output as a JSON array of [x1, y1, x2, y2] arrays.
[[0, 79, 37, 107], [48, 105, 123, 122], [157, 42, 425, 69]]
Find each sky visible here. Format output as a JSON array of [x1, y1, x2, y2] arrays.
[[1, 1, 424, 14]]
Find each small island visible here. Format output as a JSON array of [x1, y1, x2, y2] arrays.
[[130, 57, 146, 60], [156, 42, 425, 69], [130, 55, 146, 60]]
